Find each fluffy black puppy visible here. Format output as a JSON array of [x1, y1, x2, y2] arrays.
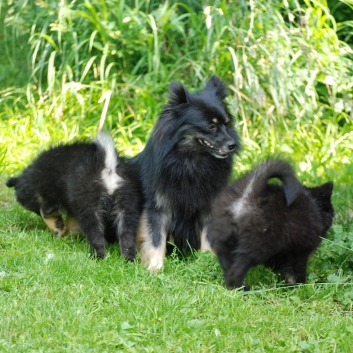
[[6, 132, 141, 260], [129, 75, 240, 270], [210, 159, 334, 289]]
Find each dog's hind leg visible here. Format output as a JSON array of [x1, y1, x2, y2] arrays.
[[109, 188, 141, 261], [76, 210, 106, 258], [276, 252, 309, 285], [137, 209, 167, 271], [40, 209, 67, 237], [115, 211, 139, 262]]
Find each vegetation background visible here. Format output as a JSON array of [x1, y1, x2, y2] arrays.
[[1, 0, 353, 351]]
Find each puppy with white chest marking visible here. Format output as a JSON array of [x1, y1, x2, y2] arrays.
[[6, 132, 142, 260], [129, 75, 240, 270]]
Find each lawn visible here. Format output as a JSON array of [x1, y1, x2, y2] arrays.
[[1, 179, 353, 352], [1, 0, 353, 351]]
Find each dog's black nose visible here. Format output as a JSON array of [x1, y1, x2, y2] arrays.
[[227, 142, 236, 151]]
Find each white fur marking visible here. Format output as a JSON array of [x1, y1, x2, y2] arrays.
[[230, 176, 255, 219], [137, 210, 167, 271], [286, 275, 297, 285], [200, 226, 214, 254], [96, 132, 124, 195], [156, 192, 169, 209]]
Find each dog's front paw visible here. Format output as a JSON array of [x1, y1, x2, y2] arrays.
[[225, 277, 249, 291], [146, 258, 164, 272]]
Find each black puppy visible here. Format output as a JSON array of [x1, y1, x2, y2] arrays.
[[129, 76, 240, 270], [6, 132, 141, 260], [210, 159, 334, 289]]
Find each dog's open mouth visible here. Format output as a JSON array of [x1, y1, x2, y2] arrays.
[[197, 138, 228, 158]]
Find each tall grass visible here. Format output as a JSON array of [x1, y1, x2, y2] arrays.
[[1, 0, 352, 175]]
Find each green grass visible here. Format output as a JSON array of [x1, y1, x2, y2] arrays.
[[1, 0, 353, 351], [1, 0, 353, 175], [1, 179, 353, 352]]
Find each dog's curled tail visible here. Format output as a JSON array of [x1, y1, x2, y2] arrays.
[[6, 177, 18, 188], [250, 159, 301, 206]]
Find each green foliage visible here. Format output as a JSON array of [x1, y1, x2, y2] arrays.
[[327, 0, 353, 44], [1, 0, 352, 175]]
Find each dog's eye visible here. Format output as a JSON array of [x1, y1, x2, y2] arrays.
[[225, 121, 231, 128], [208, 124, 216, 130]]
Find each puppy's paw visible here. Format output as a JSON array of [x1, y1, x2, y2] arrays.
[[121, 248, 136, 262], [146, 258, 164, 272], [119, 238, 137, 262], [54, 226, 68, 237], [225, 278, 249, 291], [90, 244, 106, 259]]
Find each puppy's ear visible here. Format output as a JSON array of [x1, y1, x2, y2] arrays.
[[205, 75, 228, 100], [307, 181, 334, 203], [319, 181, 334, 198], [168, 81, 190, 105]]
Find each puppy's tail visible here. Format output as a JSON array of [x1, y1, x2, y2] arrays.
[[249, 159, 301, 206], [6, 177, 18, 188], [95, 131, 122, 195], [96, 131, 116, 154]]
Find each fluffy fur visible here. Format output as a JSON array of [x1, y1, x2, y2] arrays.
[[6, 132, 142, 260], [129, 75, 240, 270], [210, 159, 334, 289]]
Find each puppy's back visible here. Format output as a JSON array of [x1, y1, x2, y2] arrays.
[[6, 133, 120, 213]]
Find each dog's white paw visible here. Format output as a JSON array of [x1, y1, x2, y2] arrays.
[[146, 258, 164, 272]]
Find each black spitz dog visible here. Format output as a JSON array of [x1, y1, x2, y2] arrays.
[[210, 159, 334, 289], [6, 132, 141, 260], [129, 75, 240, 270]]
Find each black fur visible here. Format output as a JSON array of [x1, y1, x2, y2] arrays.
[[210, 159, 334, 289], [6, 133, 142, 260], [129, 75, 240, 270]]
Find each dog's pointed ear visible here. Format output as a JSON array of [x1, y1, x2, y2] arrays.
[[205, 75, 228, 100], [168, 81, 190, 105], [319, 181, 334, 198]]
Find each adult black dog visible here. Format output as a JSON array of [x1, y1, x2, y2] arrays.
[[6, 132, 141, 260], [130, 75, 240, 270]]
